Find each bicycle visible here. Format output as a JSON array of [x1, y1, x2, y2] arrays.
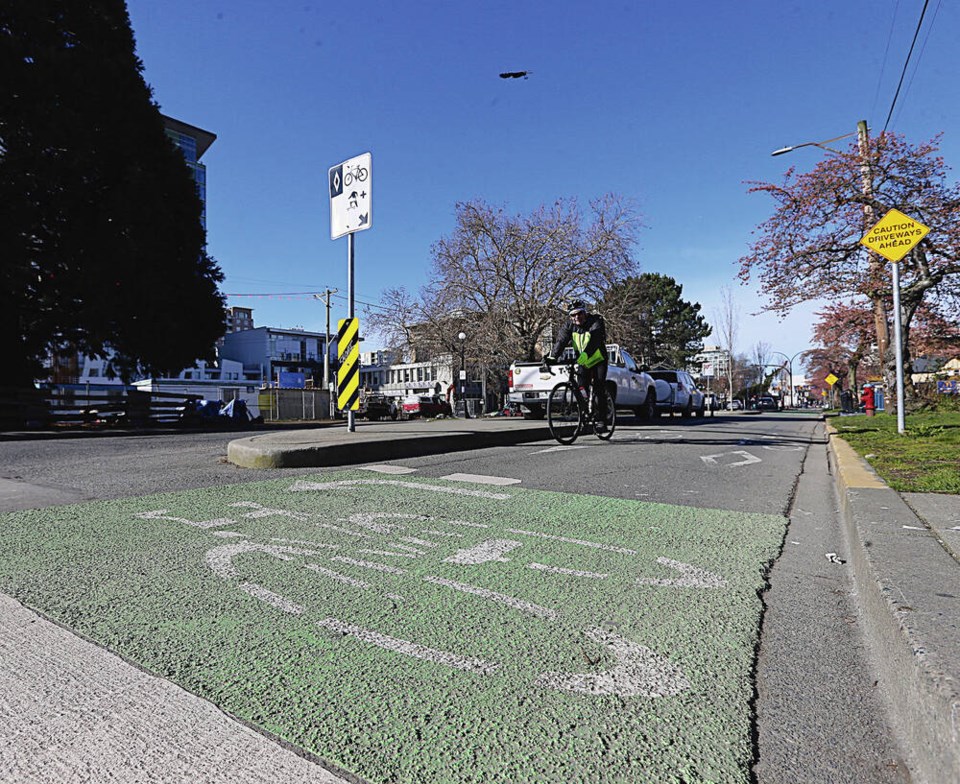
[[343, 165, 368, 186], [542, 361, 616, 445]]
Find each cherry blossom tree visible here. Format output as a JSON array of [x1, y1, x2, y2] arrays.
[[740, 131, 960, 407]]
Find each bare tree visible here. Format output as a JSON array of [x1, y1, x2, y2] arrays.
[[713, 285, 740, 401], [367, 195, 643, 374]]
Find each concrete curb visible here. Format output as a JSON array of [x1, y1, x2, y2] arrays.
[[826, 424, 960, 784], [227, 420, 554, 468]]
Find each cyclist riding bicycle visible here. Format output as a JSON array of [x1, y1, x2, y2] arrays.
[[542, 299, 610, 432]]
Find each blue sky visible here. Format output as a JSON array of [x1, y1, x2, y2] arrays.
[[126, 0, 958, 365]]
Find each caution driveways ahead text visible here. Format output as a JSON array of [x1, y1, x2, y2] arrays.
[[860, 208, 930, 263]]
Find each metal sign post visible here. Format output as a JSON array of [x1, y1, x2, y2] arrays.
[[329, 152, 372, 433]]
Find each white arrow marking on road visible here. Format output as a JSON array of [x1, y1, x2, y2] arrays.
[[635, 557, 727, 589], [535, 627, 690, 697], [700, 450, 762, 466], [532, 445, 590, 454]]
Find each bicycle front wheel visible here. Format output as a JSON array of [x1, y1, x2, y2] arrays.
[[594, 388, 617, 440], [547, 382, 583, 445]]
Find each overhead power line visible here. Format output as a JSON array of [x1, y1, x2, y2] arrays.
[[882, 0, 931, 134], [225, 290, 393, 313]]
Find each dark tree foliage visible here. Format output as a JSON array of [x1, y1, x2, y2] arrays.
[[0, 0, 226, 388], [600, 273, 711, 368]]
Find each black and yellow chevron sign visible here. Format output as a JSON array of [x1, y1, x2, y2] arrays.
[[336, 317, 360, 411]]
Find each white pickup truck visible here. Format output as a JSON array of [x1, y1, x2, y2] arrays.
[[508, 344, 658, 420]]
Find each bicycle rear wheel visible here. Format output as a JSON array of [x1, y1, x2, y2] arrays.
[[593, 388, 617, 440], [547, 382, 583, 444]]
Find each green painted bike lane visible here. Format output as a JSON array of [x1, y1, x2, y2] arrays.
[[0, 470, 786, 783]]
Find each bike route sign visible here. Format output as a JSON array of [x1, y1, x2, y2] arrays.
[[0, 471, 786, 782], [329, 152, 371, 239]]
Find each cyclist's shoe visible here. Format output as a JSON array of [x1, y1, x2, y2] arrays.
[[594, 421, 608, 434]]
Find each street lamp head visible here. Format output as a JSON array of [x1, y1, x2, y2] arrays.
[[771, 146, 795, 157], [458, 332, 466, 341]]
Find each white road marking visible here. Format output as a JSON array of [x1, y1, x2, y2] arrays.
[[137, 509, 236, 529], [239, 582, 304, 615], [345, 512, 428, 534], [424, 576, 558, 619], [444, 520, 490, 529], [386, 542, 427, 554], [358, 464, 417, 474], [635, 557, 727, 589], [358, 549, 419, 559], [290, 479, 511, 500], [531, 445, 590, 454], [205, 541, 325, 579], [535, 628, 690, 697], [313, 522, 372, 539], [304, 563, 371, 588], [271, 537, 338, 549], [398, 536, 440, 548], [229, 501, 310, 520], [504, 528, 637, 555], [422, 529, 464, 538], [331, 556, 407, 575], [318, 618, 498, 675], [440, 473, 522, 486], [445, 539, 522, 565], [527, 563, 609, 579], [700, 450, 762, 466]]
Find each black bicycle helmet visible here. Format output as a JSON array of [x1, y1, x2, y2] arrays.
[[567, 299, 587, 316]]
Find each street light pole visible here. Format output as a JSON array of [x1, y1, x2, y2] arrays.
[[770, 350, 804, 409], [457, 331, 468, 418]]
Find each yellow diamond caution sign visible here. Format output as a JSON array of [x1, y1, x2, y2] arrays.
[[860, 208, 930, 263], [825, 373, 839, 387]]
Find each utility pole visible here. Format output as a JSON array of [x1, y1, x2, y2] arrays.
[[315, 288, 338, 417], [857, 120, 890, 372]]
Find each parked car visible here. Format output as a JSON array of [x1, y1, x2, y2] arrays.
[[757, 395, 779, 411], [401, 395, 452, 418], [726, 399, 743, 410], [649, 370, 706, 418]]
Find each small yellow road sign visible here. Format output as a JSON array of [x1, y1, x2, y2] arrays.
[[860, 208, 930, 263], [825, 373, 839, 386]]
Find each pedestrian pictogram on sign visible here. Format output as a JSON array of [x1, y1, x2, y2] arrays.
[[860, 208, 930, 263], [337, 318, 360, 411], [825, 373, 839, 387]]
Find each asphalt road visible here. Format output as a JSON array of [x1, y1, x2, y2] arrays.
[[0, 413, 909, 783]]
